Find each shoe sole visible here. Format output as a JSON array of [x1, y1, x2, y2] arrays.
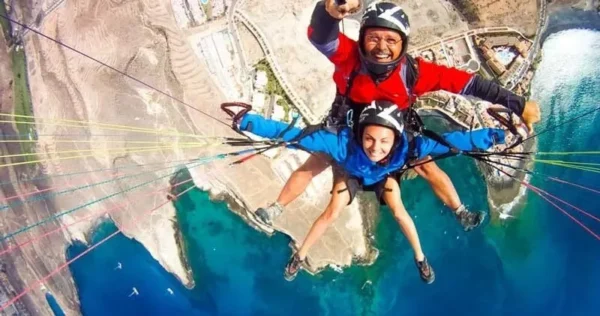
[[423, 271, 435, 284], [416, 261, 435, 284], [463, 212, 487, 232], [251, 210, 273, 227]]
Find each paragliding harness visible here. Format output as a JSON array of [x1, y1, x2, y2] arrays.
[[220, 55, 528, 174], [284, 55, 470, 181], [301, 56, 423, 142]]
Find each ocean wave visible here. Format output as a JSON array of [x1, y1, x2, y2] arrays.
[[532, 29, 600, 106]]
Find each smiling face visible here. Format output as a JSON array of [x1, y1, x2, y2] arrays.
[[361, 125, 396, 162], [362, 27, 403, 64]]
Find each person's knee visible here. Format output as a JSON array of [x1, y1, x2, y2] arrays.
[[290, 167, 315, 181], [291, 163, 322, 181], [321, 194, 347, 223], [321, 206, 342, 223], [297, 156, 329, 177], [391, 208, 410, 223], [414, 162, 444, 180]]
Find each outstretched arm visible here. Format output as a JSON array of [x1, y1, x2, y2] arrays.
[[415, 128, 506, 159], [307, 0, 358, 63], [412, 58, 540, 129], [413, 58, 524, 114], [459, 75, 527, 116], [239, 113, 347, 161]]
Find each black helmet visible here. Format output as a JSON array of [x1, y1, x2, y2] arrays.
[[358, 100, 405, 138], [358, 1, 411, 77]]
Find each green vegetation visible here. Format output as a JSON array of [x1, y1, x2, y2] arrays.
[[1, 2, 38, 163], [523, 52, 542, 98], [276, 98, 290, 121], [12, 48, 38, 161], [201, 2, 212, 21], [531, 52, 542, 71], [256, 59, 293, 121]]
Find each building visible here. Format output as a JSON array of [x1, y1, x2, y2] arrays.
[[499, 55, 526, 86], [487, 59, 507, 75], [254, 70, 268, 91], [271, 104, 287, 122], [251, 91, 266, 113], [444, 98, 456, 113], [420, 49, 435, 61], [455, 97, 471, 115], [515, 40, 530, 57]]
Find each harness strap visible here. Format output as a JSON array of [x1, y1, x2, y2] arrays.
[[404, 55, 420, 104], [276, 112, 301, 140], [338, 64, 361, 129], [405, 109, 461, 154]]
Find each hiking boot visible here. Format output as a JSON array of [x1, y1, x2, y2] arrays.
[[454, 205, 486, 231], [254, 202, 284, 226], [284, 253, 304, 282], [415, 257, 435, 284]]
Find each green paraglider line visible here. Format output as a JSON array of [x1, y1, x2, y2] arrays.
[[0, 144, 274, 242]]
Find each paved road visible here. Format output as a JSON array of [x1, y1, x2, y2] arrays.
[[19, 0, 65, 39], [528, 0, 548, 64], [408, 26, 529, 55], [228, 0, 249, 81]]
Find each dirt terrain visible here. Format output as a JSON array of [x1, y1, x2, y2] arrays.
[[447, 0, 538, 36]]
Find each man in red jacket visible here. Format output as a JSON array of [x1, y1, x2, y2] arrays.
[[255, 0, 541, 230]]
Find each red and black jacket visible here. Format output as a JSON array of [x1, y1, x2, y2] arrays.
[[307, 1, 525, 115]]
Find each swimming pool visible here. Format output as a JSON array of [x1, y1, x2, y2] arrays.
[[493, 46, 517, 66]]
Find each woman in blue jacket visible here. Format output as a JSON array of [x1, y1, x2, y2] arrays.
[[227, 101, 505, 283]]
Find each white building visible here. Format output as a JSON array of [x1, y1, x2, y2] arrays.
[[254, 70, 268, 91], [211, 0, 226, 17], [251, 92, 266, 113], [445, 98, 456, 113], [171, 0, 207, 29], [272, 104, 287, 122]]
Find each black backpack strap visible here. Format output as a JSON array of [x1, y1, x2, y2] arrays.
[[405, 132, 418, 161], [390, 132, 417, 180], [402, 105, 459, 153], [402, 128, 462, 170], [335, 62, 360, 102], [404, 107, 424, 134], [327, 63, 361, 130], [404, 55, 419, 103], [276, 113, 301, 140], [288, 123, 325, 144], [344, 67, 360, 99]]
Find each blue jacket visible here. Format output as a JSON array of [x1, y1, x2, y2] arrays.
[[240, 114, 505, 186]]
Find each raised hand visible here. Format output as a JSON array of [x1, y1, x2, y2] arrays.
[[325, 0, 362, 20]]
